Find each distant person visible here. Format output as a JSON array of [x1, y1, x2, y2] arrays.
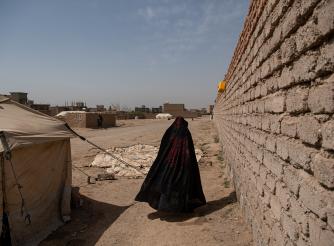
[[135, 117, 206, 213], [97, 114, 103, 128]]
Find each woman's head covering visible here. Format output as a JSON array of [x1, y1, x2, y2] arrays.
[[172, 117, 188, 128]]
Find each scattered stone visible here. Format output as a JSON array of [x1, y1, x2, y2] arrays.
[[87, 176, 96, 184], [96, 173, 117, 181]]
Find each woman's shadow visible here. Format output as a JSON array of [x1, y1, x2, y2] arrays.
[[147, 191, 237, 222]]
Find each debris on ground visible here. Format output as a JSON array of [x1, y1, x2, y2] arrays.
[[87, 176, 96, 184], [96, 173, 117, 181], [90, 144, 203, 178]]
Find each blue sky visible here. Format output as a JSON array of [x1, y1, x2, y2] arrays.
[[0, 0, 248, 109]]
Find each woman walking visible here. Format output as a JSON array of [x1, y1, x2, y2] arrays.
[[135, 117, 206, 213]]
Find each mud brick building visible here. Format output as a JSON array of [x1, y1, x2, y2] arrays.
[[30, 104, 51, 115], [163, 103, 199, 118], [214, 0, 334, 245], [58, 112, 116, 128], [8, 92, 28, 105]]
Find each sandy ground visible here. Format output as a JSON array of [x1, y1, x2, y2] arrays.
[[41, 117, 252, 246]]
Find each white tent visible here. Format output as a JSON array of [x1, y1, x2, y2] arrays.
[[155, 113, 173, 119], [0, 95, 74, 246], [56, 110, 85, 117]]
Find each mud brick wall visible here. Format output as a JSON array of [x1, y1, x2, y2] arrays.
[[99, 113, 116, 128], [61, 112, 116, 128], [63, 113, 87, 128], [214, 0, 334, 245]]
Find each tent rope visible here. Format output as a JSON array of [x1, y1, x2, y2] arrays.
[[72, 165, 91, 178], [64, 124, 145, 175], [0, 154, 13, 245], [1, 155, 6, 208], [0, 132, 31, 225]]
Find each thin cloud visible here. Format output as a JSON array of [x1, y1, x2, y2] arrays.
[[137, 3, 187, 21], [137, 1, 246, 63], [138, 6, 156, 20]]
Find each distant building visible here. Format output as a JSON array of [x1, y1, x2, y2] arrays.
[[163, 103, 198, 118], [27, 100, 34, 106], [88, 106, 106, 112], [57, 112, 116, 128], [9, 92, 28, 105], [151, 106, 162, 114], [66, 101, 87, 111], [163, 103, 185, 114], [115, 111, 132, 120], [31, 104, 51, 115], [135, 105, 150, 113], [200, 108, 207, 114], [189, 109, 200, 113], [75, 102, 85, 108], [49, 101, 87, 116], [96, 105, 106, 112], [50, 106, 70, 116]]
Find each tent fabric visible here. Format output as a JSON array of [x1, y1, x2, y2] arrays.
[[0, 140, 72, 246], [0, 99, 73, 152], [0, 95, 10, 103], [0, 97, 73, 246]]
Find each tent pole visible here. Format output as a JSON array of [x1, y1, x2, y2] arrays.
[[1, 145, 13, 245]]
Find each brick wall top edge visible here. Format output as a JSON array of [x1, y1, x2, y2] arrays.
[[224, 0, 268, 82]]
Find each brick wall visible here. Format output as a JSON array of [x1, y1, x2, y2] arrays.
[[214, 0, 334, 245], [61, 112, 116, 128], [100, 113, 116, 128], [62, 112, 87, 128]]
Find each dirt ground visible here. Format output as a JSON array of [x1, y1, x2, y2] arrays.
[[41, 116, 253, 246]]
